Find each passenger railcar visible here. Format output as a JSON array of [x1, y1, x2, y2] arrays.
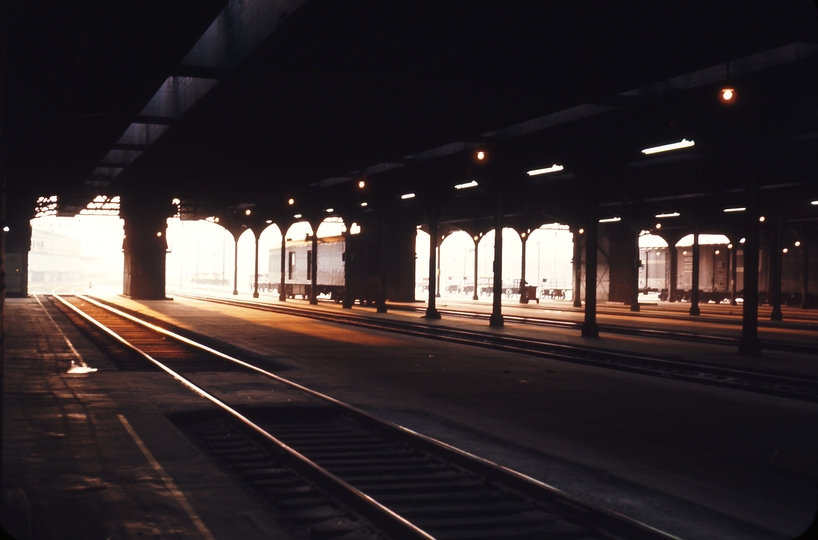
[[269, 235, 345, 300]]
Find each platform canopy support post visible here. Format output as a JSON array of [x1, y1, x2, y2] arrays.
[[739, 180, 762, 356], [489, 184, 504, 327], [631, 227, 641, 312], [770, 213, 783, 321], [802, 239, 810, 310], [730, 242, 738, 305], [232, 233, 239, 296], [581, 199, 599, 337], [377, 207, 388, 314], [342, 228, 353, 309], [310, 223, 319, 305], [573, 228, 583, 307], [689, 219, 701, 316], [279, 234, 286, 302], [252, 231, 260, 298], [519, 232, 528, 303], [425, 201, 441, 319], [472, 235, 479, 301], [435, 243, 441, 298], [669, 243, 678, 303], [121, 190, 173, 300]]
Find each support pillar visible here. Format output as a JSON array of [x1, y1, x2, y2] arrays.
[[232, 235, 239, 295], [582, 201, 599, 337], [377, 209, 388, 313], [472, 236, 479, 301], [519, 234, 528, 303], [689, 222, 701, 316], [730, 244, 738, 305], [2, 218, 31, 298], [631, 230, 640, 312], [489, 188, 504, 327], [121, 195, 171, 300], [669, 245, 678, 302], [802, 240, 810, 309], [425, 203, 441, 319], [435, 244, 441, 298], [342, 229, 353, 309], [770, 214, 783, 321], [252, 232, 260, 298], [573, 229, 583, 307], [310, 228, 318, 305], [739, 182, 762, 356], [279, 235, 286, 302]]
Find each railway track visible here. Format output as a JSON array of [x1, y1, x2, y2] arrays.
[[384, 305, 818, 356], [163, 293, 818, 403], [49, 293, 679, 540]]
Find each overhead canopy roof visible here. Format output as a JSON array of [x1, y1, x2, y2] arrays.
[[4, 1, 817, 229]]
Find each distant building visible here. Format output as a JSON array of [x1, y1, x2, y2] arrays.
[[28, 229, 84, 283]]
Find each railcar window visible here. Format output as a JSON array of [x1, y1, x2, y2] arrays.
[[288, 252, 295, 279], [307, 250, 312, 280]]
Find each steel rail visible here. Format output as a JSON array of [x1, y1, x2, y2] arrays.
[[51, 294, 435, 540], [384, 305, 818, 355], [165, 293, 818, 403], [60, 293, 682, 540]]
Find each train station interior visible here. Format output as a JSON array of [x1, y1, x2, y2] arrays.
[[1, 2, 817, 539]]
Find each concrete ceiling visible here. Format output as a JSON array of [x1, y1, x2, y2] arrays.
[[3, 1, 817, 228]]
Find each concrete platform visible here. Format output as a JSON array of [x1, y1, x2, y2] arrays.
[[5, 294, 818, 540], [1, 298, 304, 540]]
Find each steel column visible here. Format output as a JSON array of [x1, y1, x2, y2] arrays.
[[279, 235, 286, 301], [730, 244, 738, 305], [426, 202, 441, 319], [689, 221, 700, 316], [489, 187, 504, 327], [581, 201, 599, 337], [232, 236, 239, 295], [573, 230, 582, 307], [253, 232, 259, 298], [472, 237, 479, 301], [310, 230, 318, 305]]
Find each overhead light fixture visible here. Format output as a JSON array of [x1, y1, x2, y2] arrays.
[[740, 238, 746, 244], [325, 208, 334, 213], [401, 193, 415, 200], [723, 207, 746, 213], [578, 228, 584, 234], [599, 217, 621, 223], [476, 151, 486, 160], [358, 180, 366, 189], [721, 88, 735, 102], [214, 217, 220, 223], [265, 220, 272, 224], [454, 180, 478, 189], [795, 241, 801, 247], [758, 216, 766, 222], [641, 139, 695, 155], [655, 223, 662, 229], [156, 232, 163, 237], [294, 213, 302, 219], [783, 248, 789, 254], [2, 226, 8, 232], [171, 198, 180, 205], [288, 198, 295, 205], [360, 202, 368, 207], [526, 164, 564, 176], [728, 243, 733, 249], [245, 209, 252, 215], [655, 212, 680, 218], [812, 200, 818, 206]]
